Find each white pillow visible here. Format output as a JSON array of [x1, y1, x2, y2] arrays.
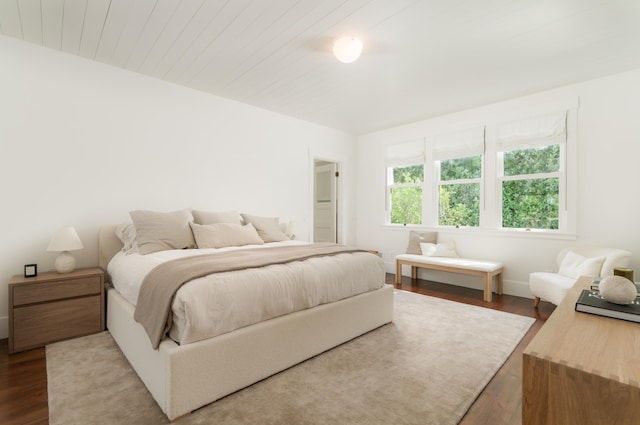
[[115, 222, 139, 254], [558, 250, 605, 279], [420, 240, 458, 258]]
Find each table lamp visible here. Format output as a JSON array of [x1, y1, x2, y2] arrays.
[[46, 226, 84, 273]]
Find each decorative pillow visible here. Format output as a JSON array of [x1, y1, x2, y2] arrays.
[[190, 222, 264, 249], [115, 222, 139, 254], [241, 213, 290, 243], [420, 240, 459, 257], [420, 242, 437, 256], [192, 210, 242, 226], [129, 209, 196, 255], [579, 256, 605, 278], [558, 250, 605, 279], [406, 231, 438, 255]]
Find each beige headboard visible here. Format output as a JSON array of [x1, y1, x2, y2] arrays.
[[98, 224, 123, 282]]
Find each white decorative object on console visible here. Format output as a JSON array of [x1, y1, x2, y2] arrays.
[[599, 275, 638, 304]]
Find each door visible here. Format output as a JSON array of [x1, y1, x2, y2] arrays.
[[313, 161, 338, 243]]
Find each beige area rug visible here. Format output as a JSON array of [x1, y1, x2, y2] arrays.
[[47, 290, 534, 425]]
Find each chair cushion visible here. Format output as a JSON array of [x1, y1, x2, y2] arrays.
[[529, 272, 576, 305], [558, 251, 604, 279], [557, 247, 632, 277]]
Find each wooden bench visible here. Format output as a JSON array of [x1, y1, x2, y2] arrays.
[[395, 254, 504, 302]]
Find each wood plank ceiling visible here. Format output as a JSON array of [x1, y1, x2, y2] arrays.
[[1, 0, 640, 134]]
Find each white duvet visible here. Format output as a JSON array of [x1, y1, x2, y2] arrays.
[[107, 241, 385, 345]]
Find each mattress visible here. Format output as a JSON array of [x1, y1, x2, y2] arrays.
[[107, 241, 385, 345]]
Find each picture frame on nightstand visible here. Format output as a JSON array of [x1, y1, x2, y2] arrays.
[[24, 264, 37, 278]]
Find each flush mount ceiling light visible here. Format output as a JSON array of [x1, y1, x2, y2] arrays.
[[333, 36, 363, 63]]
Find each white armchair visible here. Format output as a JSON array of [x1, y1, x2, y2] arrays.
[[529, 246, 632, 307]]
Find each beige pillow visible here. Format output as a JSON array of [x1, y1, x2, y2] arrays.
[[129, 209, 196, 254], [192, 210, 242, 225], [190, 222, 264, 249], [241, 213, 290, 243], [406, 231, 437, 255]]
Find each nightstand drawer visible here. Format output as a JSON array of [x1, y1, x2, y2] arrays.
[[12, 295, 102, 352], [12, 276, 101, 306]]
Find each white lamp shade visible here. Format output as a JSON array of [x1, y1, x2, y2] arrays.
[[333, 36, 363, 63], [46, 226, 84, 252]]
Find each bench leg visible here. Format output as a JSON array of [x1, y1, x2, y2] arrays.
[[483, 274, 492, 302], [395, 261, 402, 284], [411, 266, 417, 280], [496, 272, 503, 295]]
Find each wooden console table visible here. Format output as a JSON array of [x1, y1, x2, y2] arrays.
[[523, 276, 640, 424]]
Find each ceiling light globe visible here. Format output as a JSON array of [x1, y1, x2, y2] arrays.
[[333, 37, 363, 63]]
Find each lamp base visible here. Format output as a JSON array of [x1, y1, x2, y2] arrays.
[[54, 251, 76, 273]]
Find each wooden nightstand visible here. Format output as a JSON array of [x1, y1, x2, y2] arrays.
[[8, 267, 105, 354]]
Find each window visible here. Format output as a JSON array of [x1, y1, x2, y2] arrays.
[[496, 111, 567, 231], [500, 145, 560, 229], [438, 155, 481, 227], [388, 164, 423, 225], [385, 139, 425, 225], [432, 127, 485, 228], [383, 107, 575, 235]]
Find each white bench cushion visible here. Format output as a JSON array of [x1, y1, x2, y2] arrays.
[[396, 254, 503, 273]]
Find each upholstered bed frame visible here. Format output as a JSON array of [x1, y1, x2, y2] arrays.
[[99, 225, 394, 420]]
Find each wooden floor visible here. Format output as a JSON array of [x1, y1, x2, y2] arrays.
[[0, 274, 555, 425], [0, 341, 47, 425]]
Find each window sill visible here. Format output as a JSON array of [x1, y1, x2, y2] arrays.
[[380, 224, 577, 241]]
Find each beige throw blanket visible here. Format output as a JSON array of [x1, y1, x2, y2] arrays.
[[134, 243, 367, 349]]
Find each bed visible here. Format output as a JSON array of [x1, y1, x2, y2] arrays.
[[99, 223, 394, 420]]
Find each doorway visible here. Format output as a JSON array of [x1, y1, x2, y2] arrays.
[[313, 160, 339, 243]]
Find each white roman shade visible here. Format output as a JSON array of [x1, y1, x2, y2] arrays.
[[431, 127, 485, 161], [385, 139, 425, 167], [496, 111, 567, 152]]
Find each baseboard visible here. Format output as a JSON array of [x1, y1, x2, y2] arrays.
[[385, 261, 534, 300], [0, 316, 7, 340]]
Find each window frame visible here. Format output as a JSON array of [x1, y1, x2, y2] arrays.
[[494, 111, 569, 233], [496, 148, 564, 231], [382, 105, 577, 238], [386, 162, 424, 226], [436, 155, 484, 228]]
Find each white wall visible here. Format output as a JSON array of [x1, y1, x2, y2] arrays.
[[0, 36, 356, 338], [3, 34, 639, 339], [356, 69, 640, 298]]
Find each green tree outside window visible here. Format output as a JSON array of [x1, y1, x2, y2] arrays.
[[439, 156, 481, 227], [502, 145, 560, 230], [389, 165, 423, 225]]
